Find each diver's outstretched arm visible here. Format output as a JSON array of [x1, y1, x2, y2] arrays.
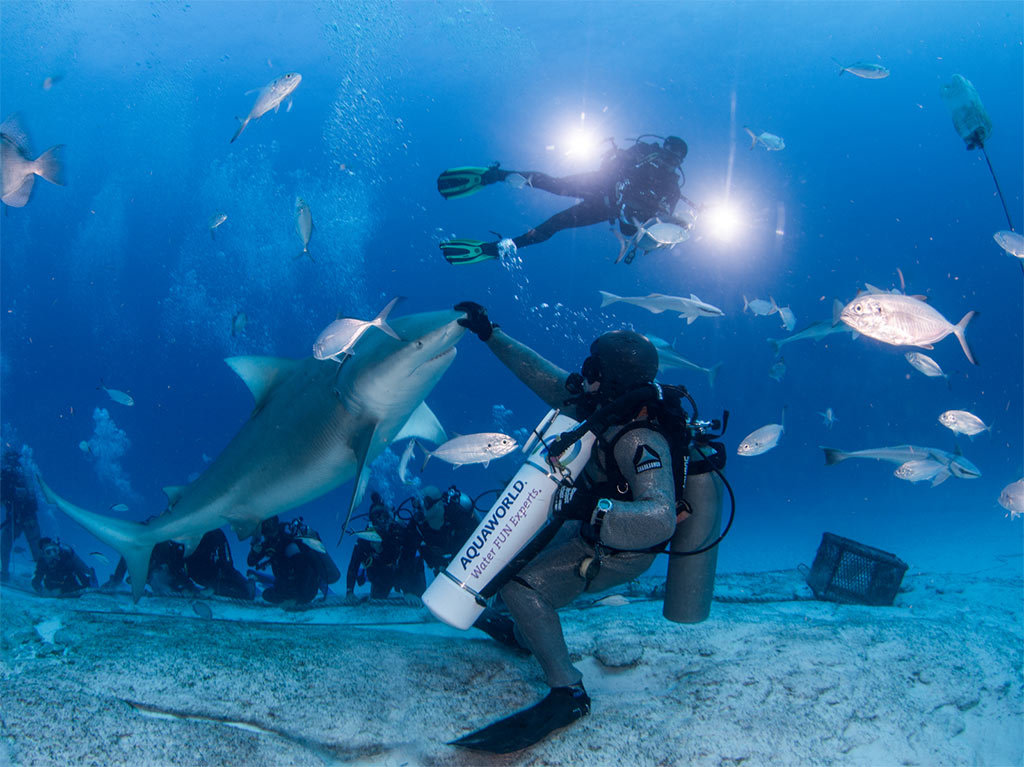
[[485, 329, 570, 411]]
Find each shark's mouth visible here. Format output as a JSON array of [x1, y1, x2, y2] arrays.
[[426, 347, 456, 365]]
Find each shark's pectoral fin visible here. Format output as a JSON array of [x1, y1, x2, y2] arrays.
[[231, 518, 263, 541], [224, 356, 301, 408], [394, 401, 446, 444], [339, 426, 385, 544], [178, 536, 203, 558]]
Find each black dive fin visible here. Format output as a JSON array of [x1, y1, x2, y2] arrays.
[[449, 686, 590, 754]]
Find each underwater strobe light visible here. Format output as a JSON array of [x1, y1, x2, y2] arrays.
[[702, 201, 744, 243]]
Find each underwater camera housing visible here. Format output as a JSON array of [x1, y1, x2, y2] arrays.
[[805, 533, 908, 607]]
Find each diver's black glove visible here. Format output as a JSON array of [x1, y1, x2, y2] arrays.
[[454, 301, 496, 342], [551, 483, 598, 522]]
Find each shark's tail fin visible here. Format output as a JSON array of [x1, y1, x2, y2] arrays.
[[820, 447, 847, 466], [372, 296, 404, 340], [598, 290, 620, 308], [37, 475, 159, 603], [706, 362, 722, 389]]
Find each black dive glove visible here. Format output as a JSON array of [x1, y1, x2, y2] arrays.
[[455, 301, 496, 342], [551, 482, 598, 522]]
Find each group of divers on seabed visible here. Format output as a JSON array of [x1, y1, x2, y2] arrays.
[[2, 134, 737, 753]]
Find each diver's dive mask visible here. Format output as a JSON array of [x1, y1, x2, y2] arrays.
[[565, 354, 603, 396]]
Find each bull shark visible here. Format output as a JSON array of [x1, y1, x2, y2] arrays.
[[38, 308, 466, 602]]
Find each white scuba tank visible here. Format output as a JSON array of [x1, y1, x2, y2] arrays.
[[422, 409, 595, 629]]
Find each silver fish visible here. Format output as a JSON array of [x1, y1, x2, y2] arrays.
[[230, 72, 301, 143], [191, 601, 213, 620], [840, 293, 977, 365], [894, 459, 949, 485], [231, 311, 247, 338], [89, 551, 110, 564], [646, 335, 721, 388], [938, 410, 990, 438], [79, 440, 91, 454], [613, 217, 691, 264], [313, 297, 402, 360], [295, 197, 313, 261], [998, 479, 1024, 518], [993, 231, 1024, 259], [768, 358, 786, 383], [777, 306, 797, 331], [209, 212, 227, 239], [298, 536, 327, 554], [109, 503, 129, 513], [99, 384, 134, 407], [744, 127, 785, 151], [422, 432, 518, 469], [832, 58, 890, 79], [505, 173, 531, 190], [904, 352, 948, 382], [1, 113, 65, 207], [737, 410, 785, 456], [600, 290, 723, 324], [398, 439, 418, 484], [356, 529, 382, 543], [818, 408, 838, 429], [743, 295, 778, 316]]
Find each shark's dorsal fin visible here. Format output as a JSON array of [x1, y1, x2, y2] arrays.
[[224, 356, 300, 408], [395, 402, 446, 444], [162, 485, 187, 508]]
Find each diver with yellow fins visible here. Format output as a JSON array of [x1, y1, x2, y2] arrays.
[[424, 301, 731, 753], [436, 135, 692, 264]]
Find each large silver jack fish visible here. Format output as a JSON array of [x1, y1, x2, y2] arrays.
[[38, 309, 465, 602]]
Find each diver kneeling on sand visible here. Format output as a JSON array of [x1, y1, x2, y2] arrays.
[[426, 302, 729, 753]]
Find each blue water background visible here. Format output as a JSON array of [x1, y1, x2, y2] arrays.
[[2, 1, 1021, 579]]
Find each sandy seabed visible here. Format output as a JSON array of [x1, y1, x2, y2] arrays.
[[1, 563, 1021, 767]]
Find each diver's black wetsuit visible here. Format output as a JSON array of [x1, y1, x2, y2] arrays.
[[410, 495, 479, 575], [248, 521, 335, 605], [346, 519, 422, 598], [501, 141, 686, 251], [32, 545, 97, 596], [109, 540, 195, 595], [1, 450, 42, 580], [185, 529, 253, 600]]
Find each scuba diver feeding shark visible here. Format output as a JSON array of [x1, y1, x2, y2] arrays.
[[36, 300, 736, 755]]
